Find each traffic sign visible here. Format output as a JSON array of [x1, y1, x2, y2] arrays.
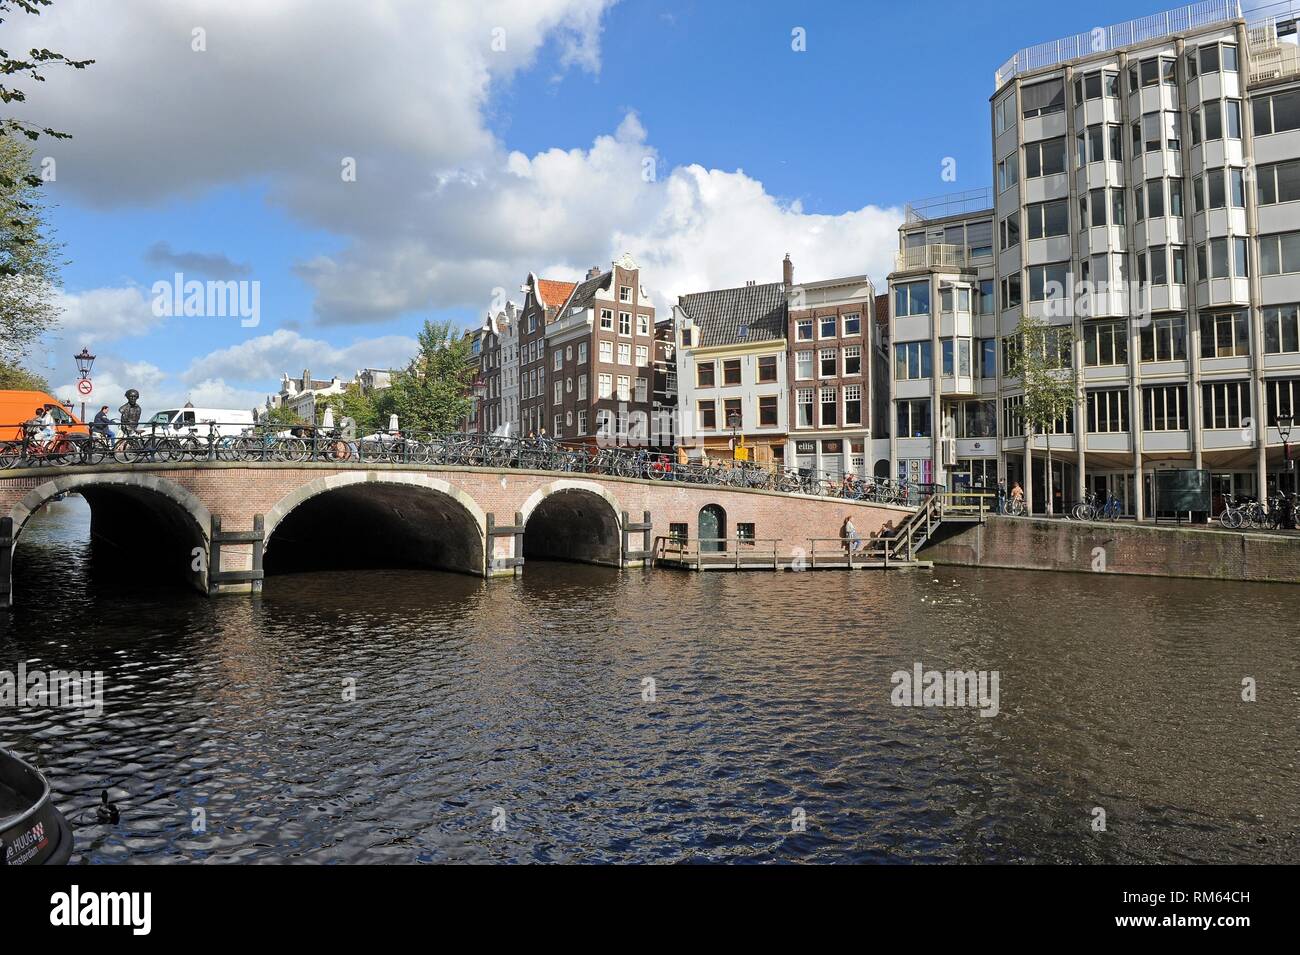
[[77, 378, 93, 396]]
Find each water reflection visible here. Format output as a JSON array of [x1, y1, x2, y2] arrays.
[[0, 496, 1296, 863]]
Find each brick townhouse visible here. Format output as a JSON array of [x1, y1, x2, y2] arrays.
[[784, 254, 879, 478], [517, 272, 576, 437], [544, 254, 658, 446]]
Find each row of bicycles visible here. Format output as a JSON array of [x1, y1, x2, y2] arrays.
[[1217, 494, 1298, 530], [1069, 489, 1124, 522], [0, 425, 935, 503]]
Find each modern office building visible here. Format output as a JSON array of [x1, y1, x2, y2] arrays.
[[889, 0, 1300, 516]]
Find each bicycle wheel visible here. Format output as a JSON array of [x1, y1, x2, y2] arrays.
[[275, 436, 309, 462], [115, 436, 148, 464], [80, 439, 109, 466], [0, 441, 22, 469]]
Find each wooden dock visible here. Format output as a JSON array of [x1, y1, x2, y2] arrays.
[[652, 491, 991, 573]]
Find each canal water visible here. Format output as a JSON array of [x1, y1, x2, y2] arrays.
[[1, 496, 1296, 863]]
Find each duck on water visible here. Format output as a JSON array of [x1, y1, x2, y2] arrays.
[[0, 749, 73, 865]]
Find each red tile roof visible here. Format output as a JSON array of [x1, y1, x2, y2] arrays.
[[537, 279, 576, 308]]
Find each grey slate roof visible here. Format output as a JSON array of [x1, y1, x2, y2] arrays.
[[562, 270, 611, 313], [677, 281, 787, 348]]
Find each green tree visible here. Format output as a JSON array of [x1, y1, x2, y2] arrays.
[[317, 381, 387, 433], [0, 358, 46, 389], [0, 133, 61, 364], [385, 320, 474, 433], [258, 404, 306, 428], [1, 0, 94, 145], [1015, 314, 1078, 516]]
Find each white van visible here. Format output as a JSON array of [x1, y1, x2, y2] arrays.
[[146, 407, 255, 439]]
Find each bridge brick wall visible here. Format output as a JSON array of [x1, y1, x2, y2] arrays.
[[0, 463, 911, 603]]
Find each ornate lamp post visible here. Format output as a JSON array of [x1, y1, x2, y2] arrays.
[[73, 347, 95, 424], [728, 410, 742, 461], [1279, 412, 1294, 474]]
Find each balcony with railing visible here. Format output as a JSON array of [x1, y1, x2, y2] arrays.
[[1247, 0, 1300, 85], [893, 244, 973, 273], [994, 0, 1242, 87]]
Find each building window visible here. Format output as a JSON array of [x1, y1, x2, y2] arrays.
[[1024, 137, 1066, 178], [619, 285, 632, 303], [957, 399, 996, 437], [736, 522, 756, 544], [553, 381, 562, 405], [697, 400, 716, 430], [1259, 231, 1300, 275], [819, 348, 837, 378], [599, 340, 613, 362], [844, 385, 862, 426], [578, 342, 588, 364], [819, 314, 837, 338], [638, 313, 650, 336], [668, 522, 688, 543], [1083, 319, 1128, 367], [1021, 78, 1064, 117], [758, 395, 778, 427], [758, 355, 778, 383], [578, 374, 587, 400], [636, 344, 648, 366], [843, 313, 861, 336], [723, 397, 742, 430], [843, 345, 861, 376], [616, 376, 630, 401], [997, 152, 1019, 193], [1002, 395, 1024, 437], [600, 308, 613, 330], [894, 281, 931, 317], [941, 339, 972, 377], [1028, 262, 1069, 302], [618, 342, 631, 365], [796, 388, 814, 428], [697, 361, 715, 387], [1256, 160, 1300, 205], [598, 373, 612, 399], [1086, 389, 1129, 433], [596, 410, 613, 436], [819, 387, 836, 426], [1266, 378, 1300, 425], [796, 318, 813, 341], [978, 339, 996, 378], [578, 410, 588, 434], [1252, 87, 1300, 136], [1263, 304, 1300, 354], [635, 377, 648, 403], [1140, 315, 1187, 362], [721, 358, 741, 386], [1199, 310, 1250, 359], [897, 398, 932, 438], [795, 350, 813, 380], [1201, 380, 1251, 429], [1143, 385, 1188, 431], [1026, 199, 1069, 238], [894, 341, 932, 380], [553, 414, 562, 436]]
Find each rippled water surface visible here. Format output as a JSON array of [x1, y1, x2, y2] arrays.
[[1, 497, 1297, 863]]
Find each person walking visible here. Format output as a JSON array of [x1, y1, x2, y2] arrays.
[[995, 478, 1006, 515], [842, 515, 861, 555]]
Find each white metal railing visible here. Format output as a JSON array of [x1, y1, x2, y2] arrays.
[[894, 244, 971, 273], [995, 0, 1242, 87], [1247, 0, 1300, 84], [903, 188, 994, 224]]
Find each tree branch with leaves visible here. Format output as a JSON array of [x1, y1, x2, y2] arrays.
[[1015, 313, 1078, 516]]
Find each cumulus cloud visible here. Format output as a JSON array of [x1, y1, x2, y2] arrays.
[[181, 328, 419, 385], [53, 286, 162, 345], [17, 0, 904, 330]]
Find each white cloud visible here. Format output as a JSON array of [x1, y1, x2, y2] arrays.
[[53, 286, 161, 345], [181, 328, 418, 386], [17, 0, 904, 331]]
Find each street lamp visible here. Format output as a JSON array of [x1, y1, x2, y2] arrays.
[[1279, 412, 1294, 472], [727, 410, 741, 461], [73, 347, 96, 424]]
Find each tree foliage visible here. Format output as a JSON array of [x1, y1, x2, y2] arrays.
[[384, 320, 474, 433], [1015, 314, 1078, 514], [317, 381, 388, 433], [0, 133, 61, 363], [0, 358, 47, 390], [257, 404, 307, 428], [0, 0, 94, 147]]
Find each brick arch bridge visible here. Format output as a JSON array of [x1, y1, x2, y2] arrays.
[[0, 463, 910, 607]]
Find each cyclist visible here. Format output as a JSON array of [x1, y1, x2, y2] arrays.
[[1010, 481, 1024, 514]]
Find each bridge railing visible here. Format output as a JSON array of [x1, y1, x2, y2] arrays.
[[0, 421, 937, 506]]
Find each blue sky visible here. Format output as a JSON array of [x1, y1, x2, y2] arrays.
[[13, 0, 1188, 415]]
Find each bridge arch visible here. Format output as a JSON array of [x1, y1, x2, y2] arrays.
[[262, 472, 487, 578], [520, 479, 623, 567], [4, 472, 212, 607]]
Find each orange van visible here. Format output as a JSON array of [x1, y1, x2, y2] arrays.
[[0, 390, 88, 441]]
